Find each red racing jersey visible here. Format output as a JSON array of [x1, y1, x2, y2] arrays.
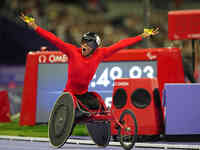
[[36, 27, 143, 94]]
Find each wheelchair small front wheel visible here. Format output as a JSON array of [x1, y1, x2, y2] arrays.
[[118, 109, 138, 150]]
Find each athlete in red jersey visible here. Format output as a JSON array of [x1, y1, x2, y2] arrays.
[[20, 14, 159, 109]]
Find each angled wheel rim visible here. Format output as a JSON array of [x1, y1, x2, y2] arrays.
[[48, 92, 75, 148]]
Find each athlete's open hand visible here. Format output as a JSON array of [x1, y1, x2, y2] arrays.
[[19, 13, 38, 30], [141, 27, 159, 38]]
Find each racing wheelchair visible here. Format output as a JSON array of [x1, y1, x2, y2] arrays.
[[48, 91, 138, 150]]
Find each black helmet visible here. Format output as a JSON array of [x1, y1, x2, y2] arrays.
[[81, 32, 101, 50]]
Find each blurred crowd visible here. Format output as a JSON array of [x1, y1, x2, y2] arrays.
[[0, 0, 199, 50], [0, 0, 171, 49]]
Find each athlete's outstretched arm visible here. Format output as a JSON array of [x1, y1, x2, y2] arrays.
[[19, 13, 77, 56], [102, 28, 159, 59]]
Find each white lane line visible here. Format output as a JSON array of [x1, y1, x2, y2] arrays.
[[0, 145, 54, 150], [0, 136, 200, 149]]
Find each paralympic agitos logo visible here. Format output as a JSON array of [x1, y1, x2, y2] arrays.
[[38, 54, 68, 63]]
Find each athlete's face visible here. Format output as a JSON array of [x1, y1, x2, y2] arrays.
[[81, 43, 93, 57]]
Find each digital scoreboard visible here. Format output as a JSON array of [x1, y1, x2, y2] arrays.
[[89, 61, 157, 107]]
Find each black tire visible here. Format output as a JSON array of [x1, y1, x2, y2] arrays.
[[118, 109, 138, 150], [86, 121, 111, 147], [48, 92, 75, 148]]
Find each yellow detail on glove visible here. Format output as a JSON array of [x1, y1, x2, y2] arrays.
[[144, 28, 153, 35], [24, 16, 35, 23]]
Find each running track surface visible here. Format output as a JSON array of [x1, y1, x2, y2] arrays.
[[0, 137, 200, 150], [0, 139, 184, 150]]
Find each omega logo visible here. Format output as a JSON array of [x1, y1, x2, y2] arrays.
[[49, 54, 67, 63], [114, 82, 129, 86], [38, 54, 67, 63], [38, 55, 47, 63]]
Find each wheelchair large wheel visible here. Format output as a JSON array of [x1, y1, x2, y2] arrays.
[[48, 92, 75, 148], [118, 109, 138, 150], [86, 121, 111, 147]]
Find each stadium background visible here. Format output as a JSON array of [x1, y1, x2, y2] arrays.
[[0, 0, 200, 116]]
